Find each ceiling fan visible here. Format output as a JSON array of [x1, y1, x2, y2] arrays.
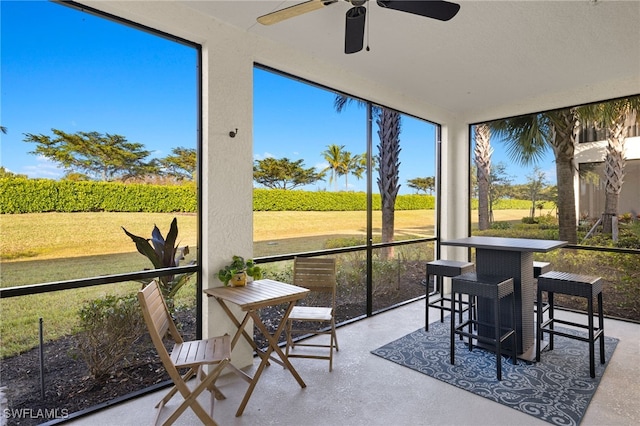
[[257, 0, 461, 54]]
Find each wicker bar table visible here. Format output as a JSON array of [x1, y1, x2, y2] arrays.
[[441, 236, 567, 360]]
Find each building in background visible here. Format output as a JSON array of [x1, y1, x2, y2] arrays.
[[576, 122, 640, 220]]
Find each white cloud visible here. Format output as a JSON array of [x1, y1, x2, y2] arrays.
[[23, 156, 65, 179], [315, 161, 328, 170], [254, 152, 275, 161]]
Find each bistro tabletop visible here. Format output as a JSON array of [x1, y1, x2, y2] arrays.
[[204, 279, 309, 310]]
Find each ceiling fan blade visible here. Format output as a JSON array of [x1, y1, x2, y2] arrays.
[[257, 0, 338, 25], [377, 0, 460, 21], [345, 6, 367, 54]]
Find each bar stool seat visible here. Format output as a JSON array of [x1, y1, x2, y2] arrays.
[[536, 271, 605, 378], [533, 261, 551, 278], [425, 259, 474, 331], [450, 273, 517, 381]]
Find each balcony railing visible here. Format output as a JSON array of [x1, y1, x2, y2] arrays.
[[1, 241, 637, 426]]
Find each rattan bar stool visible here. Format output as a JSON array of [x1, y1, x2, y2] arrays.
[[450, 273, 517, 381], [533, 261, 551, 315], [536, 271, 604, 378], [425, 259, 474, 331]]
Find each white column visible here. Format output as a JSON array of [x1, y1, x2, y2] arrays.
[[201, 38, 255, 368], [439, 120, 471, 291], [440, 119, 471, 240]]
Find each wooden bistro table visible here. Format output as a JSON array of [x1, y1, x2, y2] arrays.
[[441, 236, 567, 360], [204, 279, 310, 417]]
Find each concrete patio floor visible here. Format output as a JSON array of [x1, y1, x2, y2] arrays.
[[66, 300, 639, 426]]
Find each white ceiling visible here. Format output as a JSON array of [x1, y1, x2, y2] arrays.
[[180, 0, 640, 121]]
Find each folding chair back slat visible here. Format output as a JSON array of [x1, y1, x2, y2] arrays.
[[286, 257, 339, 371], [293, 257, 336, 293]]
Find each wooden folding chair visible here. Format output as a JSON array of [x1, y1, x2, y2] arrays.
[[285, 257, 339, 371], [138, 280, 231, 426]]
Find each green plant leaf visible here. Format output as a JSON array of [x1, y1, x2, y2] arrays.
[[150, 224, 166, 260], [168, 273, 194, 299], [164, 217, 179, 268], [122, 226, 162, 268]]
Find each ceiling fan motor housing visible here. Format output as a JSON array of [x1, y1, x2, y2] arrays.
[[345, 6, 366, 54]]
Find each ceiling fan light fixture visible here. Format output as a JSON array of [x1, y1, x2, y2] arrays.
[[345, 6, 366, 54]]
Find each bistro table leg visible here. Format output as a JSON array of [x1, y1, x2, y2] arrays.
[[214, 298, 257, 352], [234, 302, 306, 417], [249, 303, 307, 387]]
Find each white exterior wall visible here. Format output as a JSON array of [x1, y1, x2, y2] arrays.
[[575, 136, 640, 218], [575, 136, 640, 163]]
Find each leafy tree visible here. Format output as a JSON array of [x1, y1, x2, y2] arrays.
[[406, 177, 435, 194], [253, 157, 324, 190], [488, 162, 512, 222], [62, 172, 91, 181], [0, 166, 27, 179], [524, 166, 548, 218], [160, 147, 196, 181], [23, 129, 158, 182]]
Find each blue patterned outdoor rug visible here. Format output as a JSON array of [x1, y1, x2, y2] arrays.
[[371, 319, 618, 426]]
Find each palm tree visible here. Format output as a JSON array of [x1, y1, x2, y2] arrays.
[[492, 108, 579, 243], [376, 108, 402, 259], [321, 144, 346, 191], [335, 96, 401, 260], [473, 123, 492, 230], [0, 126, 7, 134], [578, 96, 640, 234], [340, 151, 368, 190]]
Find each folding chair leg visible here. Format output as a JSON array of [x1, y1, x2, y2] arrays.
[[161, 379, 209, 426], [332, 319, 339, 352], [199, 367, 226, 400], [160, 360, 229, 426], [156, 368, 197, 409], [285, 319, 293, 355]]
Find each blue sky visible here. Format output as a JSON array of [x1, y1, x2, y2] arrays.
[[1, 1, 554, 193]]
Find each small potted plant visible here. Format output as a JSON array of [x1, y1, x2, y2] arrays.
[[217, 255, 263, 287]]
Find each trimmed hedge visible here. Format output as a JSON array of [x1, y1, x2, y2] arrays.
[[1, 177, 545, 213], [0, 178, 197, 213], [253, 189, 435, 211]]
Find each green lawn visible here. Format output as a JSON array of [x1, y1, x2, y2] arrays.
[[0, 209, 533, 358]]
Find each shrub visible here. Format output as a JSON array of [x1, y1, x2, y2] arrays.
[[76, 294, 146, 381], [324, 235, 382, 249], [490, 221, 512, 230], [0, 177, 197, 214]]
